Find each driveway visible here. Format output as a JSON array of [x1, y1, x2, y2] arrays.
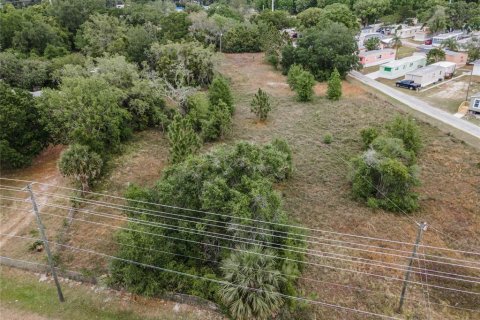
[[349, 71, 480, 143]]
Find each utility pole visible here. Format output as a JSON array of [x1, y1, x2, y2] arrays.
[[465, 67, 473, 103], [219, 33, 223, 53], [271, 0, 274, 11], [27, 184, 65, 303], [397, 222, 427, 313]]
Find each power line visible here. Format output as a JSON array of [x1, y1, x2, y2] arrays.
[[35, 200, 480, 284], [22, 209, 480, 296], [0, 178, 433, 248], [3, 197, 478, 285], [2, 184, 479, 268], [0, 233, 404, 320], [2, 234, 479, 315]]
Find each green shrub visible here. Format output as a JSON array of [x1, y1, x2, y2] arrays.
[[250, 88, 272, 121], [167, 114, 201, 164], [386, 116, 422, 155], [349, 136, 420, 213], [111, 140, 299, 308], [360, 127, 379, 148], [323, 134, 333, 144], [294, 70, 315, 102], [58, 144, 103, 194], [208, 76, 234, 114], [201, 100, 232, 141], [327, 68, 342, 100], [0, 83, 49, 169], [223, 25, 261, 53], [287, 64, 304, 90]]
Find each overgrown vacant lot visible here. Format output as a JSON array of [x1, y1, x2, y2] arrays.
[[1, 53, 479, 320], [219, 53, 480, 319]]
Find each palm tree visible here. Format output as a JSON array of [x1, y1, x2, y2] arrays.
[[219, 246, 286, 320], [392, 34, 402, 59], [440, 38, 459, 52]]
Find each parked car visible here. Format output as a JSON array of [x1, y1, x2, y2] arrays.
[[424, 38, 432, 45], [395, 79, 421, 90]]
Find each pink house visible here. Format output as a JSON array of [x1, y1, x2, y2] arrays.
[[445, 50, 468, 67], [359, 49, 396, 68]]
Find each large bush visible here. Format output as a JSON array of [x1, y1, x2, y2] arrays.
[[223, 25, 261, 53], [0, 83, 49, 169], [208, 76, 234, 114], [110, 140, 300, 312], [349, 117, 422, 213], [292, 70, 316, 102], [148, 41, 214, 87], [0, 52, 51, 90], [281, 22, 360, 81], [38, 76, 130, 155]]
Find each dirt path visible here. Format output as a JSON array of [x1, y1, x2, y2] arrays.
[[0, 146, 66, 249]]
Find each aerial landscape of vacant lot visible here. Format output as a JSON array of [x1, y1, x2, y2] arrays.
[[1, 1, 479, 320]]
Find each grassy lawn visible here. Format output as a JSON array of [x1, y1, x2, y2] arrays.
[[396, 46, 416, 59], [0, 267, 222, 320]]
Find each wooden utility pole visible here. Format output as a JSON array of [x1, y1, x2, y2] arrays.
[[27, 184, 65, 302], [397, 222, 427, 313]]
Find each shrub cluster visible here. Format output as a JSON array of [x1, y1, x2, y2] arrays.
[[350, 116, 422, 212], [110, 140, 302, 318], [287, 64, 316, 102]]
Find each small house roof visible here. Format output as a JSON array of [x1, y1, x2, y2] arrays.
[[407, 65, 443, 76], [381, 55, 426, 68], [444, 50, 467, 56], [359, 49, 395, 57], [432, 31, 463, 39], [432, 61, 456, 68]]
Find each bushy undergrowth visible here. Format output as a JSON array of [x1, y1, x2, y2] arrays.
[[110, 140, 304, 317], [350, 116, 422, 212]]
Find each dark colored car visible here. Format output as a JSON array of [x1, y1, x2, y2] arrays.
[[395, 80, 421, 90], [424, 38, 433, 45]]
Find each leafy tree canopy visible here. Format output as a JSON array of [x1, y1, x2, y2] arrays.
[[0, 83, 49, 169]]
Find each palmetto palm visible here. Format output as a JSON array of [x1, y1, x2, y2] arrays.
[[440, 38, 459, 52], [392, 34, 402, 60], [220, 246, 286, 320]]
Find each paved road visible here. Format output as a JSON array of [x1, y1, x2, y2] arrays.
[[349, 71, 480, 142]]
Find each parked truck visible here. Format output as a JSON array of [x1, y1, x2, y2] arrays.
[[395, 79, 421, 90]]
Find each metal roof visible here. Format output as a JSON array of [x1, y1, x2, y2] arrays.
[[406, 65, 443, 76], [381, 55, 426, 68]]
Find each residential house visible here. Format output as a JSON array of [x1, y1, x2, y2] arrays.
[[378, 55, 427, 79], [432, 31, 464, 47], [358, 49, 396, 67], [431, 61, 456, 78], [395, 25, 422, 39], [473, 60, 480, 76], [414, 27, 431, 42], [404, 65, 445, 87], [444, 50, 468, 67], [469, 93, 480, 114]]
